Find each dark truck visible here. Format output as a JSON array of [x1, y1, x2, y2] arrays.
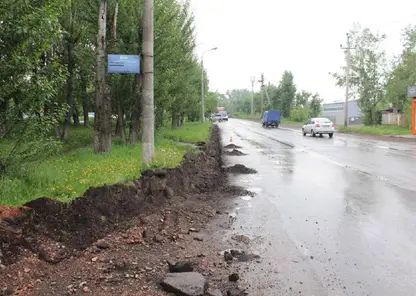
[[261, 110, 281, 128]]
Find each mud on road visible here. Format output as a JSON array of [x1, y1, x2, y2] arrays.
[[0, 125, 257, 296]]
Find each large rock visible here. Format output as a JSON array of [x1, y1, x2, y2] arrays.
[[161, 272, 207, 296]]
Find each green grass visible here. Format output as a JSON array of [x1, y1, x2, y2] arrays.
[[0, 122, 211, 206], [159, 121, 211, 143], [337, 125, 412, 136]]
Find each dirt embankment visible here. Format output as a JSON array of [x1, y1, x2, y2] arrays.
[[0, 125, 227, 266], [0, 125, 259, 296]]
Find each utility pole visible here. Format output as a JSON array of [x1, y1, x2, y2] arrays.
[[340, 33, 354, 127], [250, 76, 255, 115], [200, 47, 217, 121], [142, 0, 154, 164], [259, 73, 265, 115]]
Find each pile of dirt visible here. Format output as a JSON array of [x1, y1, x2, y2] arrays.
[[224, 149, 246, 156], [225, 164, 257, 174], [0, 125, 227, 266], [224, 144, 242, 149]]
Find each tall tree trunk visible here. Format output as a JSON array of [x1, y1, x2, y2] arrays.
[[142, 0, 154, 164], [171, 113, 178, 129], [81, 79, 90, 127], [0, 99, 8, 138], [129, 76, 141, 144], [73, 105, 80, 127], [117, 102, 126, 144], [112, 0, 118, 39], [115, 115, 121, 136], [62, 43, 74, 142], [94, 0, 111, 153]]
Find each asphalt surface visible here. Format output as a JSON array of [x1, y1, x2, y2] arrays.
[[218, 119, 416, 296]]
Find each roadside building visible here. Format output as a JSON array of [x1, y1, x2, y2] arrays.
[[322, 99, 362, 125]]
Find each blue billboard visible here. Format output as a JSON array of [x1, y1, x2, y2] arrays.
[[108, 54, 140, 74]]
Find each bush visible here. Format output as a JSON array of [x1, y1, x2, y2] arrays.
[[289, 107, 309, 123]]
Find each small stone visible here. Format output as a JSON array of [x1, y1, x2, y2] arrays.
[[193, 236, 204, 242], [224, 251, 233, 262], [206, 288, 222, 296], [82, 286, 90, 293], [91, 257, 98, 262], [189, 228, 199, 233], [230, 249, 243, 256], [67, 284, 74, 289], [229, 273, 240, 282], [0, 264, 6, 270], [140, 216, 150, 224], [231, 234, 250, 244], [79, 281, 87, 287], [95, 242, 110, 249], [167, 261, 193, 273], [24, 268, 30, 273], [197, 253, 206, 258], [145, 267, 153, 272], [310, 256, 314, 260], [154, 234, 164, 243], [227, 289, 241, 296]]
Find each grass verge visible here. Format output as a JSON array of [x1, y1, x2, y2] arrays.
[[337, 125, 412, 136], [159, 121, 211, 143], [0, 122, 210, 206]]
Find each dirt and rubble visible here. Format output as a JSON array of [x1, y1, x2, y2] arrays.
[[0, 125, 258, 296], [223, 150, 246, 156]]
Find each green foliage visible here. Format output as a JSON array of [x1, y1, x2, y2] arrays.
[[276, 71, 297, 118], [159, 122, 211, 143], [0, 138, 194, 206], [223, 72, 321, 122], [0, 0, 68, 169], [289, 107, 309, 122], [308, 93, 323, 118], [385, 25, 416, 113], [330, 23, 415, 127], [0, 121, 211, 206]]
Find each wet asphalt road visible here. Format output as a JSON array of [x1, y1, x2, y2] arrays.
[[218, 119, 416, 296]]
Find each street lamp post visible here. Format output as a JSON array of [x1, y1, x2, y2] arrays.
[[201, 47, 217, 121]]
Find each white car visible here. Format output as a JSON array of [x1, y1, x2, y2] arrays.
[[219, 110, 228, 121], [211, 113, 223, 122], [302, 117, 335, 138]]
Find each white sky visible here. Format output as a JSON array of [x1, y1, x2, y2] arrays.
[[190, 0, 416, 102]]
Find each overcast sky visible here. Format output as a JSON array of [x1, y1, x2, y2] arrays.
[[190, 0, 416, 103]]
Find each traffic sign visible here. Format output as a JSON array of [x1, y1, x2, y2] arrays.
[[108, 54, 140, 74]]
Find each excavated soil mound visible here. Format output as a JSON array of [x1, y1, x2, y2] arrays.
[[224, 144, 242, 149], [224, 149, 246, 156], [0, 126, 225, 266], [226, 164, 257, 174]]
